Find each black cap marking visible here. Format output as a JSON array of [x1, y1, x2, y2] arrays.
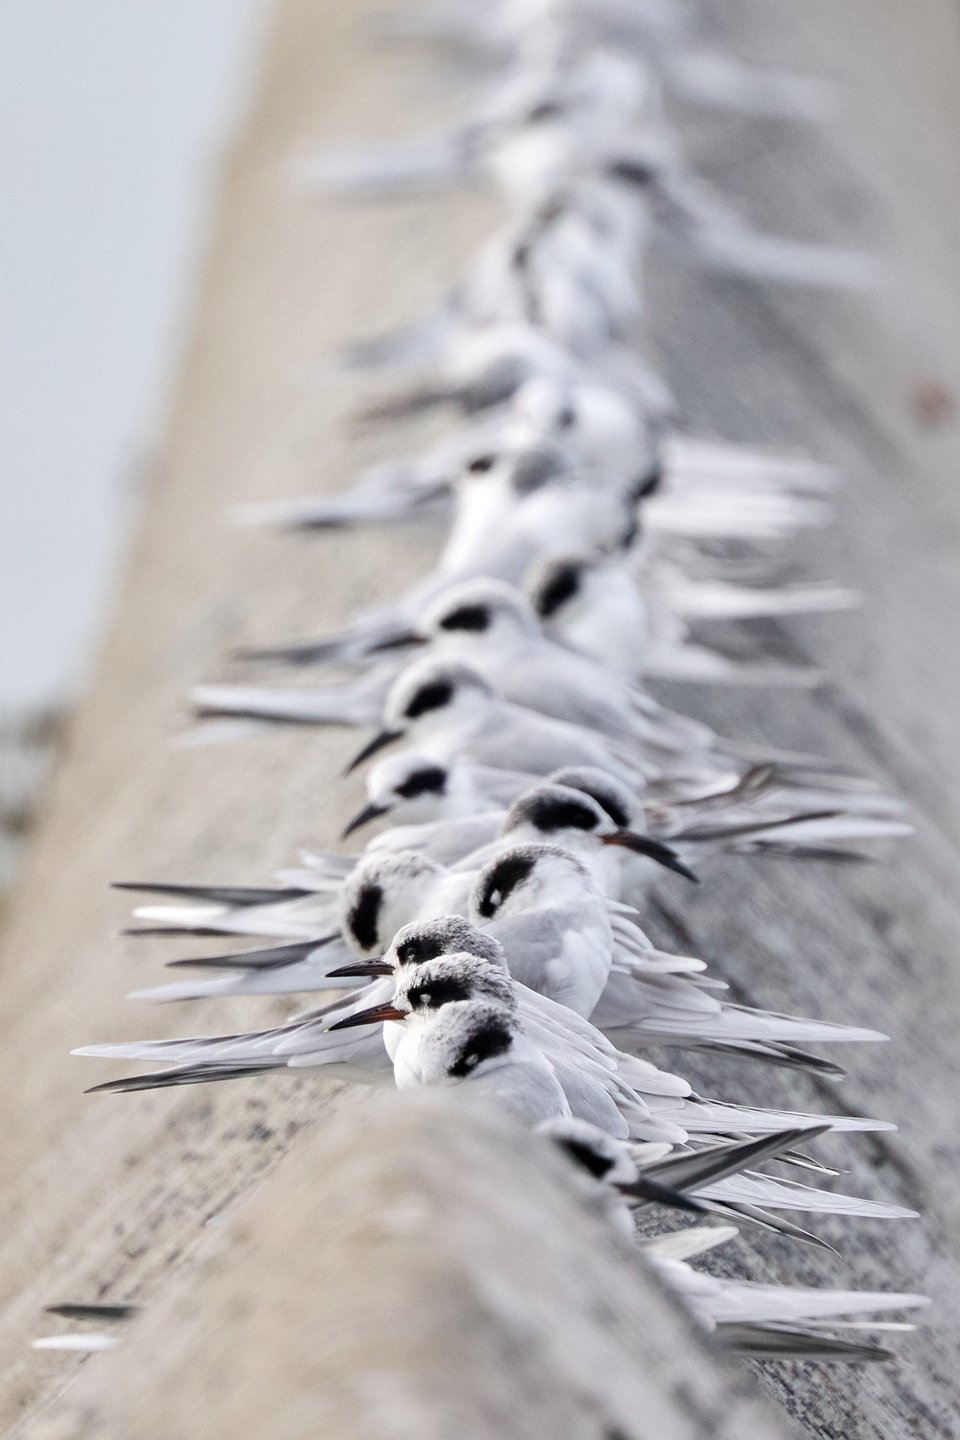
[[519, 793, 599, 835], [438, 604, 489, 634], [448, 1018, 513, 1078], [535, 562, 581, 618], [407, 974, 472, 1011], [395, 765, 448, 800], [347, 884, 383, 952], [476, 852, 536, 918], [405, 680, 453, 720]]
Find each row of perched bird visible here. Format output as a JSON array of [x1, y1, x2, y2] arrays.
[[65, 0, 926, 1367]]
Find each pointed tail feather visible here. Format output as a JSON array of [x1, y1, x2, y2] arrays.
[[86, 1062, 284, 1094], [190, 683, 380, 728], [713, 1324, 894, 1361], [639, 1126, 828, 1195], [164, 939, 333, 972], [113, 882, 311, 907]]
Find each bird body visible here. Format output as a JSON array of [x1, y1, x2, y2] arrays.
[[71, 0, 926, 1380]]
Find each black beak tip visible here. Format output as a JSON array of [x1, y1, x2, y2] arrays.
[[366, 631, 426, 655], [325, 961, 392, 978], [342, 729, 401, 776], [606, 830, 699, 883], [340, 803, 387, 840]]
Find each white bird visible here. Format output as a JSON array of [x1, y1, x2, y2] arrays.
[[199, 580, 717, 760], [342, 750, 528, 847], [109, 847, 888, 1076], [78, 929, 902, 1179], [292, 46, 662, 204], [238, 376, 664, 533], [540, 1118, 925, 1360], [64, 0, 926, 1376], [335, 750, 903, 856], [347, 320, 676, 435], [337, 657, 890, 809], [187, 555, 862, 750], [235, 373, 837, 542], [195, 448, 645, 696], [234, 581, 880, 801], [117, 779, 905, 1070], [370, 0, 835, 127], [324, 659, 652, 790], [315, 944, 908, 1219], [326, 163, 871, 409], [294, 35, 865, 289], [529, 548, 833, 687]]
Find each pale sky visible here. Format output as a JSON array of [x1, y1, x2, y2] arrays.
[[0, 0, 265, 710]]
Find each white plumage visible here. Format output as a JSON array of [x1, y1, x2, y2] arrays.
[[65, 0, 927, 1378]]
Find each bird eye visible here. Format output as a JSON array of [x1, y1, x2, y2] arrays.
[[463, 1051, 479, 1069], [419, 990, 432, 1007], [556, 406, 575, 429], [467, 453, 495, 474]]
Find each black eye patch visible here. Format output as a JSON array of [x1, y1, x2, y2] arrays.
[[438, 604, 489, 633], [347, 884, 383, 953], [557, 1136, 615, 1180], [534, 563, 580, 618], [524, 795, 597, 834], [556, 405, 576, 430], [408, 975, 470, 1009], [395, 766, 448, 800], [396, 932, 443, 966], [448, 1019, 513, 1078], [467, 453, 496, 474], [476, 853, 536, 918], [405, 680, 453, 719]]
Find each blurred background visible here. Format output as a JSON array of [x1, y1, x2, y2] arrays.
[[0, 0, 265, 890]]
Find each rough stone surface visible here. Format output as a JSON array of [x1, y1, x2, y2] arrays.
[[21, 1095, 801, 1440]]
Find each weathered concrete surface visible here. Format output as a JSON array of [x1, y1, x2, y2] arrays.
[[0, 0, 957, 1436], [641, 4, 960, 1437], [20, 1094, 801, 1440]]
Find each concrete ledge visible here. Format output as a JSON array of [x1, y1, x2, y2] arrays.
[[24, 1093, 799, 1440]]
